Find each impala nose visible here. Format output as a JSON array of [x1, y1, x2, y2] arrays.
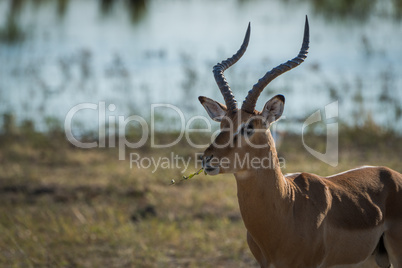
[[202, 155, 213, 167]]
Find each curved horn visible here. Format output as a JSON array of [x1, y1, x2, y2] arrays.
[[213, 23, 251, 114], [242, 16, 309, 113]]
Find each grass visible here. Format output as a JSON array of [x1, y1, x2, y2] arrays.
[[0, 122, 401, 267]]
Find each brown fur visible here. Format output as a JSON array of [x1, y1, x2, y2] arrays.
[[200, 106, 402, 268]]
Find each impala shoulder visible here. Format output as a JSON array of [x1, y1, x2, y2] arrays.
[[288, 172, 329, 197], [288, 172, 326, 186], [288, 172, 331, 223]]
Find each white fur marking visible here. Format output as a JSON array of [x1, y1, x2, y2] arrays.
[[326, 166, 377, 178]]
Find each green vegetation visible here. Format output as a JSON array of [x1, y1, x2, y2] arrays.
[[0, 118, 400, 267], [170, 168, 204, 185]]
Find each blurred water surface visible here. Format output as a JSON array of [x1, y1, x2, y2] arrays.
[[0, 0, 401, 133]]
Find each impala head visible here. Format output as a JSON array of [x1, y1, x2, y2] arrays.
[[200, 17, 309, 175]]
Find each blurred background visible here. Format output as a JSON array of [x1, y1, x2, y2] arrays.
[[1, 0, 402, 133], [0, 0, 401, 267]]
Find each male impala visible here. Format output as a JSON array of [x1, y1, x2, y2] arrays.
[[199, 17, 402, 268]]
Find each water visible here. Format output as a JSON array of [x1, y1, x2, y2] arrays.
[[1, 0, 401, 134]]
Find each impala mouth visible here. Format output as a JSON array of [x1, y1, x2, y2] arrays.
[[204, 166, 220, 175], [202, 155, 220, 175]]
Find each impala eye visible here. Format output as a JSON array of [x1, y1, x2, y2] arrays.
[[240, 122, 254, 137]]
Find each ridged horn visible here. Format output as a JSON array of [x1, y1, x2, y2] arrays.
[[241, 16, 309, 113], [213, 23, 251, 114]]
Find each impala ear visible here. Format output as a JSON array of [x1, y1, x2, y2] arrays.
[[198, 96, 227, 122], [261, 95, 285, 126]]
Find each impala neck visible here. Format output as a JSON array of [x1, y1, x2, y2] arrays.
[[234, 132, 290, 210]]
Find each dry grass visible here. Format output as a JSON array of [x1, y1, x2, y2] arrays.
[[0, 126, 401, 267]]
